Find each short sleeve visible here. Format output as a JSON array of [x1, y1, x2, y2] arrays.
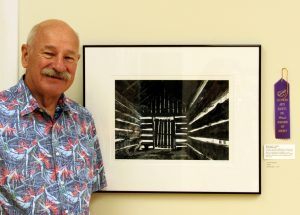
[[90, 121, 107, 192]]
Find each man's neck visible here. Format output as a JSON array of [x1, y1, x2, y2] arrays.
[[35, 95, 59, 119]]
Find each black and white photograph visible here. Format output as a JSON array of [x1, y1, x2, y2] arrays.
[[115, 80, 229, 160]]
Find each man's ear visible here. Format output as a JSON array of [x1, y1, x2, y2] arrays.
[[21, 44, 29, 68]]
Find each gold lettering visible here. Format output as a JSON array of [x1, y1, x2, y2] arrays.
[[277, 120, 288, 124], [276, 98, 288, 102], [278, 116, 286, 120], [277, 107, 286, 111], [278, 129, 287, 133]]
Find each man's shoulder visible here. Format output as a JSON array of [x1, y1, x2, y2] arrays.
[[0, 84, 19, 115], [0, 84, 18, 102], [65, 97, 93, 118]]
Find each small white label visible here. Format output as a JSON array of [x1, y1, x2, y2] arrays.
[[264, 144, 295, 160]]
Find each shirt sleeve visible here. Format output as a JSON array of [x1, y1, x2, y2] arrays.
[[90, 121, 107, 192]]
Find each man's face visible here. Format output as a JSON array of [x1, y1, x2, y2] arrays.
[[22, 23, 80, 99]]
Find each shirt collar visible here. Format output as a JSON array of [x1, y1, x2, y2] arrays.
[[17, 77, 71, 116]]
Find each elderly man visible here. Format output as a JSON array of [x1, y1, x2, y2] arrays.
[[0, 19, 106, 214]]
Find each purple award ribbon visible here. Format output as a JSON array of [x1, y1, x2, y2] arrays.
[[274, 79, 290, 139]]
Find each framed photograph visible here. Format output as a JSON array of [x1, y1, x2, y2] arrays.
[[83, 45, 261, 193]]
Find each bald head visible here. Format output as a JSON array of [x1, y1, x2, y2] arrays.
[[26, 19, 80, 48]]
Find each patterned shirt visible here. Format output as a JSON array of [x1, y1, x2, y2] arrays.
[[0, 78, 106, 214]]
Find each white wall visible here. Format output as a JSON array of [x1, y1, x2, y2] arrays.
[[19, 0, 300, 214], [0, 0, 18, 91]]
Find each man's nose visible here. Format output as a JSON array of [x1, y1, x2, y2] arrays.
[[53, 56, 67, 72]]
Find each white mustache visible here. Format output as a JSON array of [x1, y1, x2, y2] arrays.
[[41, 68, 71, 81]]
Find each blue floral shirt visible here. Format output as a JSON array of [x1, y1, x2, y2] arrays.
[[0, 78, 106, 214]]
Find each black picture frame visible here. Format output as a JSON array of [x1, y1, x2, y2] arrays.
[[83, 45, 261, 194]]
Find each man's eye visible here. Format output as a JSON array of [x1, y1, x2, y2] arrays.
[[43, 52, 54, 58], [65, 56, 75, 62]]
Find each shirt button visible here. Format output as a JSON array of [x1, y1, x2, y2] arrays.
[[60, 181, 64, 185], [65, 210, 69, 214], [56, 152, 60, 156]]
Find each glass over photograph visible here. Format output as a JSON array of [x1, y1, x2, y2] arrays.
[[84, 45, 260, 193], [115, 80, 229, 160]]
